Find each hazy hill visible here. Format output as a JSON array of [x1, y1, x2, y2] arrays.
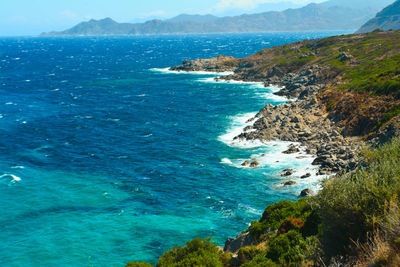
[[41, 0, 390, 36], [357, 0, 400, 33]]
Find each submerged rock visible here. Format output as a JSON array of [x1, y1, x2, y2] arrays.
[[283, 181, 297, 186], [241, 159, 259, 168], [281, 169, 294, 177]]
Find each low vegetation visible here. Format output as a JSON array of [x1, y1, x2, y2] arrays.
[[126, 139, 400, 266]]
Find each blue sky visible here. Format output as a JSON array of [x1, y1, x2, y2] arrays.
[[0, 0, 324, 36]]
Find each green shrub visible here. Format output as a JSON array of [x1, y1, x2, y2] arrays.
[[156, 237, 224, 267], [237, 246, 264, 264], [313, 139, 400, 258], [126, 262, 153, 267], [266, 231, 317, 265], [241, 253, 278, 267], [249, 198, 314, 240]]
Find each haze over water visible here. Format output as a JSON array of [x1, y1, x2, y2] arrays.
[[0, 31, 349, 266]]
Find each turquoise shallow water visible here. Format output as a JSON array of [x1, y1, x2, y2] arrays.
[[0, 31, 350, 266]]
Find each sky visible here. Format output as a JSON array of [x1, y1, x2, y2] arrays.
[[0, 0, 326, 36]]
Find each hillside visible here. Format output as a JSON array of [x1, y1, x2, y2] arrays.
[[173, 31, 400, 142], [41, 1, 390, 36], [127, 30, 400, 266], [357, 0, 400, 33]]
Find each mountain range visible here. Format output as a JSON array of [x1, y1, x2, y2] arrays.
[[41, 0, 393, 36], [357, 0, 400, 33]]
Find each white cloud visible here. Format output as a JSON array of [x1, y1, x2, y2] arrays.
[[214, 0, 323, 11]]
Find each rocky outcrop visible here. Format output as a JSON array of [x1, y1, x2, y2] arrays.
[[241, 159, 260, 168], [224, 232, 257, 253], [170, 55, 237, 72], [237, 92, 364, 174]]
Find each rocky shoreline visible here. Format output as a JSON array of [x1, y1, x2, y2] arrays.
[[170, 56, 365, 191]]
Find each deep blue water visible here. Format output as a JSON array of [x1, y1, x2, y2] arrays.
[[0, 31, 349, 266]]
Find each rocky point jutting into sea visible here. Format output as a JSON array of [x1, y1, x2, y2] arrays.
[[170, 31, 400, 181]]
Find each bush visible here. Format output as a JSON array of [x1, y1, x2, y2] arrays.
[[249, 198, 314, 240], [277, 217, 304, 235], [241, 253, 278, 267], [237, 246, 264, 264], [156, 237, 224, 267], [313, 139, 400, 258], [266, 231, 318, 265]]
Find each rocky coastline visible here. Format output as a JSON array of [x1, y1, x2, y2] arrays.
[[169, 56, 367, 255], [170, 56, 365, 185], [168, 32, 400, 257]]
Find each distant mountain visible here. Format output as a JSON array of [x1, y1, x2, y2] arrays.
[[43, 18, 134, 36], [357, 0, 400, 33], [41, 0, 389, 36]]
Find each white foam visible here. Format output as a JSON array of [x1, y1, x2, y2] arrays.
[[219, 112, 327, 193], [220, 158, 233, 165], [11, 166, 25, 169], [150, 67, 234, 76], [0, 174, 22, 182], [198, 77, 265, 88], [218, 112, 259, 148]]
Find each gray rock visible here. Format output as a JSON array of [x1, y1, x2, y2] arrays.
[[283, 144, 300, 154], [300, 189, 314, 197], [283, 181, 297, 186], [281, 169, 294, 176], [224, 231, 257, 253]]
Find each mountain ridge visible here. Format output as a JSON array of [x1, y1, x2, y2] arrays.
[[357, 0, 400, 33], [41, 1, 392, 36]]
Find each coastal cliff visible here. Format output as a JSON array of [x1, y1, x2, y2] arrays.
[[170, 31, 400, 176], [127, 31, 400, 266]]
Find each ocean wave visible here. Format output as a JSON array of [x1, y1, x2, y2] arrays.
[[197, 77, 265, 88], [219, 112, 326, 192], [150, 67, 234, 76], [218, 112, 259, 148], [0, 173, 22, 182]]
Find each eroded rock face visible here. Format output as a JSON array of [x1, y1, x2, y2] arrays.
[[235, 88, 364, 174], [224, 232, 257, 253], [170, 55, 237, 72]]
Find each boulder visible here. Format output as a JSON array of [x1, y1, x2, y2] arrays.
[[281, 169, 294, 177], [283, 144, 300, 154], [283, 181, 297, 186], [300, 189, 314, 197], [224, 231, 257, 253], [301, 173, 312, 179]]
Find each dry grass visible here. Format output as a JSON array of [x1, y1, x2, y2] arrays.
[[354, 198, 400, 267]]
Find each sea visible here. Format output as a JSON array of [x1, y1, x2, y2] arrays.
[[0, 31, 350, 266]]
